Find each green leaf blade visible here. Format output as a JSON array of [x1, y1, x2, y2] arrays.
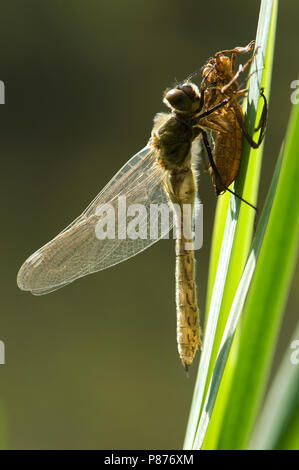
[[216, 86, 299, 450]]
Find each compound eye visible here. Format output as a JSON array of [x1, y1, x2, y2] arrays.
[[164, 88, 192, 112], [179, 84, 196, 100]]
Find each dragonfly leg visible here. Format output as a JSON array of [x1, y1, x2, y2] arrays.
[[215, 40, 255, 58], [220, 45, 258, 95], [235, 88, 268, 148], [201, 129, 257, 211]]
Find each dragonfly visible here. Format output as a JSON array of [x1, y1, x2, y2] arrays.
[[17, 44, 264, 370]]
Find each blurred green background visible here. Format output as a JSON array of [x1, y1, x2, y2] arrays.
[[0, 0, 298, 449]]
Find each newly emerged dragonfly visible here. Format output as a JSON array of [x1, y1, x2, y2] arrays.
[[17, 43, 265, 370]]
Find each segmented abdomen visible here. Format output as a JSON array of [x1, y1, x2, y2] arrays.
[[176, 232, 201, 369]]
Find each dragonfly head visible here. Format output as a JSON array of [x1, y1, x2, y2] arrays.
[[163, 82, 201, 114]]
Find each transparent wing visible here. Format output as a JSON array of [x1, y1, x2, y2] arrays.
[[17, 146, 174, 295]]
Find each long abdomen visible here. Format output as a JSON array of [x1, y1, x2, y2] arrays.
[[168, 167, 202, 370], [176, 230, 201, 370]]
